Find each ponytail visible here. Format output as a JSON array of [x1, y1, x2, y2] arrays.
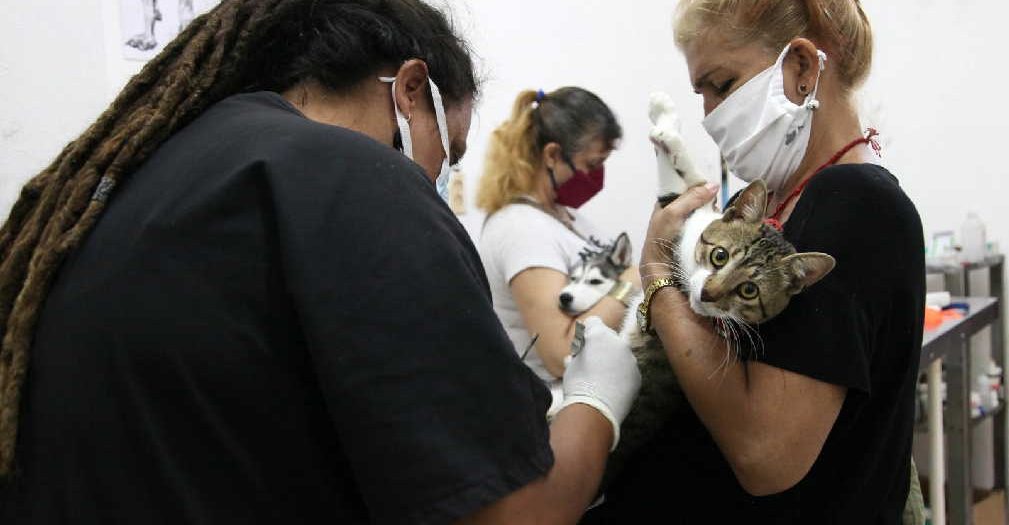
[[476, 90, 541, 214]]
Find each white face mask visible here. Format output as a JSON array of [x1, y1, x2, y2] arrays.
[[379, 76, 452, 203], [702, 44, 827, 193]]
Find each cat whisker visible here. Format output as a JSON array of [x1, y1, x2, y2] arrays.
[[718, 317, 742, 372], [729, 314, 764, 360]]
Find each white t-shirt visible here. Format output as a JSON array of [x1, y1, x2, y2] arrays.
[[479, 202, 613, 412]]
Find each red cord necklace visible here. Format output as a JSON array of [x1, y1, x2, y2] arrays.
[[763, 128, 880, 231]]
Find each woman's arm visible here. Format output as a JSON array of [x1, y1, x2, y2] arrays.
[[648, 287, 845, 495], [510, 267, 635, 378], [456, 316, 641, 525], [455, 404, 612, 525], [641, 185, 845, 496]]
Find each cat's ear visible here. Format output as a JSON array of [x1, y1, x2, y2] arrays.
[[609, 232, 633, 268], [782, 252, 836, 295], [723, 180, 768, 224]]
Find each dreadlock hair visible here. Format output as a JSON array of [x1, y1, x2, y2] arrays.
[[0, 0, 478, 478]]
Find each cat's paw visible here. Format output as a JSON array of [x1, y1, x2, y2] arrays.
[[649, 126, 684, 155], [648, 92, 680, 127], [648, 92, 686, 154]]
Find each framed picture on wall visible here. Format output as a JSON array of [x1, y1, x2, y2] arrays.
[[120, 0, 220, 61]]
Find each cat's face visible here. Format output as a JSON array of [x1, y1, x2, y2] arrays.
[[684, 180, 835, 325]]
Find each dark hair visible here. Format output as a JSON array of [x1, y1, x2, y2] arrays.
[[534, 87, 622, 157], [477, 87, 623, 213], [249, 0, 478, 103], [0, 0, 478, 478]]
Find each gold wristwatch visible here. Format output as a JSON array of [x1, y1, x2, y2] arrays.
[[636, 277, 678, 333], [607, 280, 635, 308]]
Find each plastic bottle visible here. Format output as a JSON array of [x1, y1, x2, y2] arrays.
[[988, 362, 1003, 409], [960, 212, 987, 264]]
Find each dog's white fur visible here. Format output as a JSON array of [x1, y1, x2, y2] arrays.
[[559, 233, 633, 316], [561, 265, 617, 315]]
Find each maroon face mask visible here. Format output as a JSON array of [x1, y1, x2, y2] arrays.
[[551, 160, 605, 209]]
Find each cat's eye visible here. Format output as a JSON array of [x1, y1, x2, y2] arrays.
[[589, 279, 605, 285], [710, 247, 730, 268], [737, 282, 760, 300]]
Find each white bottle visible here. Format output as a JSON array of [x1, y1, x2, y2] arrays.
[[960, 212, 987, 264]]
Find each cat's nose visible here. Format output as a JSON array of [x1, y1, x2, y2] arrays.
[[559, 293, 573, 307], [700, 289, 716, 302]]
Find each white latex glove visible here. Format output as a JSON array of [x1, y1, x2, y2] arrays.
[[560, 316, 641, 451]]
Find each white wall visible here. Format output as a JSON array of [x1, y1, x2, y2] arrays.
[[859, 1, 1008, 256], [0, 0, 109, 218]]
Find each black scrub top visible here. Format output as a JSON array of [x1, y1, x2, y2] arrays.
[[1, 92, 553, 524], [584, 164, 926, 524]]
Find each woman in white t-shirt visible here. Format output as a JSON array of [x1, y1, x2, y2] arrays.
[[477, 88, 640, 414]]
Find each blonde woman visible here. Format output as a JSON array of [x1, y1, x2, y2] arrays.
[[478, 88, 639, 414], [585, 1, 925, 523]]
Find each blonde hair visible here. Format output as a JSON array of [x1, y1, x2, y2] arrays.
[[674, 0, 873, 90], [477, 87, 622, 214], [477, 90, 542, 214]]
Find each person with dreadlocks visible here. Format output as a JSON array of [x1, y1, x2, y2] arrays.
[[0, 1, 642, 523]]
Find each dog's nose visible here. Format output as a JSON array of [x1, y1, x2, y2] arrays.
[[559, 293, 573, 307]]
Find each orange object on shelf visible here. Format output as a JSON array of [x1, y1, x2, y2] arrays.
[[924, 307, 943, 330], [924, 306, 965, 331]]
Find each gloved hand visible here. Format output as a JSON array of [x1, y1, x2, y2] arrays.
[[560, 316, 641, 451]]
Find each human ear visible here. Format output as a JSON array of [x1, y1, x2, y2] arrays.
[[542, 142, 563, 170], [392, 59, 431, 120], [782, 38, 821, 105]]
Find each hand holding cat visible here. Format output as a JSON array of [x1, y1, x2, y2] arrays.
[[639, 183, 719, 290], [560, 316, 641, 451]]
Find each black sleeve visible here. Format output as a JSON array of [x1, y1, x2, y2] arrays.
[[265, 126, 554, 524], [750, 165, 908, 394]]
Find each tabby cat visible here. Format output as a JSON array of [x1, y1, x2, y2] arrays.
[[605, 179, 837, 485]]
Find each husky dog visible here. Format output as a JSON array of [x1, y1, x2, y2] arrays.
[[559, 233, 633, 315]]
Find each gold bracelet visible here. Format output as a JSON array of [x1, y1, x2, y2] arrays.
[[607, 280, 635, 308], [636, 277, 678, 333]]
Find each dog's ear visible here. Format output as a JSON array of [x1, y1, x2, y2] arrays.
[[609, 232, 633, 269]]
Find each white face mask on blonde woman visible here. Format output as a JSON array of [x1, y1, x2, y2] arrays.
[[702, 44, 827, 193]]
